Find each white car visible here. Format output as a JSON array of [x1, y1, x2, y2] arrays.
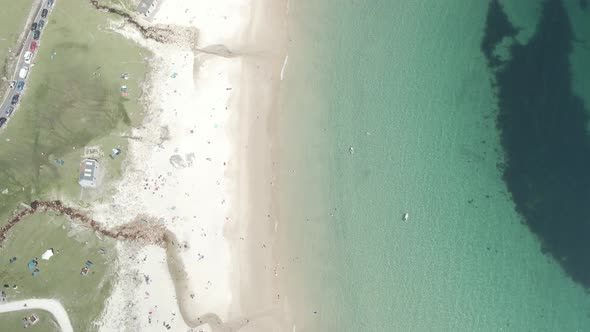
[[24, 51, 33, 64], [19, 66, 28, 79]]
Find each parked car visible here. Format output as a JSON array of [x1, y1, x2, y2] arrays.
[[31, 22, 38, 31], [11, 94, 19, 105], [41, 9, 48, 18], [5, 106, 14, 117], [38, 20, 45, 30], [30, 41, 37, 52], [17, 81, 25, 91], [9, 81, 16, 89], [33, 30, 40, 40], [0, 118, 7, 127], [19, 66, 28, 79], [47, 0, 54, 7], [24, 51, 33, 64]]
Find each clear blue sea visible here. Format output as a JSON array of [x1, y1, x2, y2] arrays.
[[277, 0, 590, 331]]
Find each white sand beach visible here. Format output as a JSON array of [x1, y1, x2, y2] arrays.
[[93, 0, 289, 331]]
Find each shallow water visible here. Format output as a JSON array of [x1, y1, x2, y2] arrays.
[[278, 0, 590, 330]]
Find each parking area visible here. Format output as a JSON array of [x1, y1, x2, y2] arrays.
[[0, 0, 55, 128]]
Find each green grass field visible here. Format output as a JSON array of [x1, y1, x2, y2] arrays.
[[0, 213, 117, 331], [0, 0, 150, 329], [0, 309, 59, 331], [0, 0, 35, 88], [0, 0, 150, 219]]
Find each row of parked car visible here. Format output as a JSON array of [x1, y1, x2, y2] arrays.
[[1, 1, 54, 127]]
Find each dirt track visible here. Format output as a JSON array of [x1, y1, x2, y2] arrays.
[[89, 0, 176, 42], [0, 200, 165, 245]]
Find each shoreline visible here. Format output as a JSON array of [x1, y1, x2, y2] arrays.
[[91, 0, 291, 330], [229, 0, 290, 328]]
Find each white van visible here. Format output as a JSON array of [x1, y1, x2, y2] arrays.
[[19, 66, 28, 79], [24, 51, 33, 64]]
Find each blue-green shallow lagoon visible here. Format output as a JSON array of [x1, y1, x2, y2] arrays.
[[276, 0, 590, 331]]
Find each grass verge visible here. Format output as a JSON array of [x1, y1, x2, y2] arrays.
[[0, 0, 35, 89], [0, 309, 59, 331]]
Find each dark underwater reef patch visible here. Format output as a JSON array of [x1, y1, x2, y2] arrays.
[[482, 0, 590, 288], [480, 0, 519, 67]]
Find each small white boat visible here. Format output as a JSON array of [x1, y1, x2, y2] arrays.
[[402, 212, 409, 221]]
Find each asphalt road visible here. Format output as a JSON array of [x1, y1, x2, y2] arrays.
[[0, 0, 55, 126], [0, 298, 74, 332]]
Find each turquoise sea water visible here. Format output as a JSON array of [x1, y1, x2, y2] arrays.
[[278, 1, 590, 331]]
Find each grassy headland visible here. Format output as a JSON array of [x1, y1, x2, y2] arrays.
[[0, 0, 150, 219], [0, 0, 150, 329]]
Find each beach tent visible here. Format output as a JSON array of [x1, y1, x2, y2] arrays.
[[41, 249, 54, 260], [27, 260, 37, 269]]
